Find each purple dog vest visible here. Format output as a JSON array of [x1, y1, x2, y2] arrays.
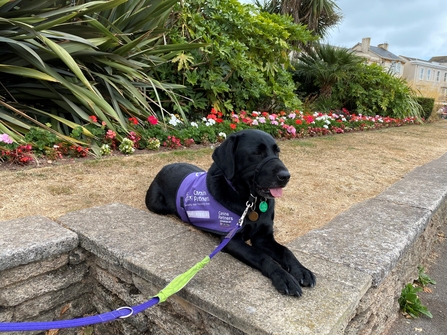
[[176, 172, 240, 235]]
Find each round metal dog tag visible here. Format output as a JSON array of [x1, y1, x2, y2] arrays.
[[259, 201, 268, 213], [248, 211, 259, 221]]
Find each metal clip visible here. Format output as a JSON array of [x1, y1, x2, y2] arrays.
[[238, 201, 251, 226], [117, 306, 134, 319]]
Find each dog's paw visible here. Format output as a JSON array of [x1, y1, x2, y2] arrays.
[[290, 266, 316, 288], [271, 269, 303, 296]]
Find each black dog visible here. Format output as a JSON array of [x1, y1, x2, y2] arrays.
[[145, 129, 315, 296]]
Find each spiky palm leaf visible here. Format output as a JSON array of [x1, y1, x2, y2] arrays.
[[0, 0, 203, 145]]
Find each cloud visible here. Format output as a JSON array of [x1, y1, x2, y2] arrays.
[[326, 0, 447, 60]]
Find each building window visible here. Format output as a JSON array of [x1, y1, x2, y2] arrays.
[[444, 72, 447, 82], [436, 71, 441, 82], [419, 68, 424, 80], [427, 69, 431, 81]]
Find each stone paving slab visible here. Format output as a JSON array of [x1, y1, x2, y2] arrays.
[[60, 203, 371, 335], [289, 199, 431, 286], [0, 216, 78, 271], [375, 152, 447, 211]]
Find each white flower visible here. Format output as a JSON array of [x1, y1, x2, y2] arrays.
[[218, 132, 226, 139], [205, 118, 216, 126], [323, 125, 329, 129], [191, 122, 199, 128], [168, 114, 183, 127]]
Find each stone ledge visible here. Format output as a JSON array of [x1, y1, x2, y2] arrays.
[[60, 203, 372, 335], [0, 216, 78, 272]]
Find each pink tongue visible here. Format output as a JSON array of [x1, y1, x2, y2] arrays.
[[270, 188, 283, 197]]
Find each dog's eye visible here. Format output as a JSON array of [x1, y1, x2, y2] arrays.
[[274, 145, 280, 155]]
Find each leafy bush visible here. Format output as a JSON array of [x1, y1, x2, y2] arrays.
[[415, 97, 435, 120], [154, 0, 314, 116], [331, 63, 422, 119]]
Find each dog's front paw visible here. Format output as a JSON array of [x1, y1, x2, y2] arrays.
[[290, 266, 316, 288], [271, 269, 303, 296]]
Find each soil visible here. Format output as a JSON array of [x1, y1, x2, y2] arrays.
[[1, 120, 447, 244]]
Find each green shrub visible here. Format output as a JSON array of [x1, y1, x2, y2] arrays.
[[330, 63, 422, 119], [156, 0, 314, 116], [415, 97, 435, 120]]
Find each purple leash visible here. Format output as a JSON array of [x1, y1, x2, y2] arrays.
[[0, 203, 250, 332]]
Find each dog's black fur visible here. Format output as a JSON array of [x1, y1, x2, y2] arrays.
[[145, 129, 315, 296]]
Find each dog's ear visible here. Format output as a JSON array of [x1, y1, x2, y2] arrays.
[[212, 133, 239, 180]]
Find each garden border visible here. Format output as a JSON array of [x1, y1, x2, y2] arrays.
[[1, 152, 446, 334]]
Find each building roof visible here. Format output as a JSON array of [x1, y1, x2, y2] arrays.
[[429, 56, 447, 63], [369, 45, 402, 61]]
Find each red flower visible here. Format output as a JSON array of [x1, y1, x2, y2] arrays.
[[230, 123, 237, 130], [89, 115, 98, 123], [207, 113, 217, 120], [128, 117, 138, 125], [147, 116, 158, 125], [295, 119, 303, 125], [210, 108, 218, 114], [216, 118, 224, 123]]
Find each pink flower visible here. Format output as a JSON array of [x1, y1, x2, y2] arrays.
[[106, 130, 116, 139], [287, 126, 296, 135], [148, 116, 158, 125], [0, 133, 13, 144]]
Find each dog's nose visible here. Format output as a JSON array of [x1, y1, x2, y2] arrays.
[[277, 170, 290, 182]]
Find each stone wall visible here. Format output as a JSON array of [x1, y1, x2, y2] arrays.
[[0, 217, 93, 335], [1, 152, 446, 335]]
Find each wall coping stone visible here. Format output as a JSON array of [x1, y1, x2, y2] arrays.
[[0, 216, 78, 272]]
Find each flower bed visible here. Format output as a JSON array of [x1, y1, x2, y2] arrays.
[[0, 109, 420, 166]]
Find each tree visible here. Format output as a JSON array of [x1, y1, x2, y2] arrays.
[[255, 0, 342, 39]]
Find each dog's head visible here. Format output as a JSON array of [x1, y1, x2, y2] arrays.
[[212, 129, 290, 199]]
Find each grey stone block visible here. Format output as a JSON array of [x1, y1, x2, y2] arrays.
[[0, 253, 68, 289], [0, 216, 78, 271], [0, 263, 88, 307], [375, 153, 447, 211], [289, 199, 431, 286], [13, 281, 92, 319]]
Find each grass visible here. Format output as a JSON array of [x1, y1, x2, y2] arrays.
[[1, 120, 447, 244]]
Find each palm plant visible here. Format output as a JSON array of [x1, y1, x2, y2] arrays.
[[255, 0, 342, 39], [0, 0, 201, 146], [293, 44, 363, 99]]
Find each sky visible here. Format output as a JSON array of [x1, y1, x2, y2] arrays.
[[243, 0, 447, 61], [324, 0, 447, 61]]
